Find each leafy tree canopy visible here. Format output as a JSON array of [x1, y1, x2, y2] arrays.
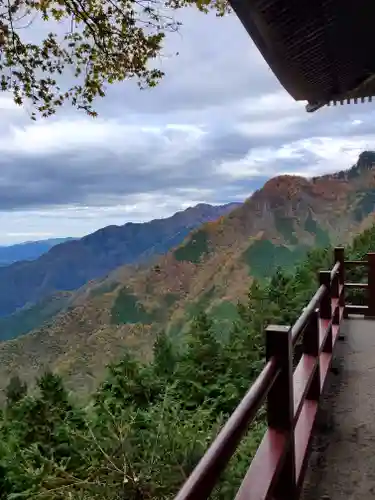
[[0, 0, 228, 118]]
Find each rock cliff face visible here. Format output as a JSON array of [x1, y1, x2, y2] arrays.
[[2, 152, 375, 395]]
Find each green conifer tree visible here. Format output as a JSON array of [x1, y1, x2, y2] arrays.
[[5, 375, 27, 406], [153, 331, 177, 379]]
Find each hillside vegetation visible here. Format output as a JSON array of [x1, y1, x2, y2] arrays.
[[0, 293, 74, 342], [1, 222, 374, 499]]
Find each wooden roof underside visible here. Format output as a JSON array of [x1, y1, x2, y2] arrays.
[[229, 0, 375, 111]]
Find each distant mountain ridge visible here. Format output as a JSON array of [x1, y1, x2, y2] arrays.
[[2, 151, 375, 395], [0, 202, 240, 319], [0, 238, 74, 266]]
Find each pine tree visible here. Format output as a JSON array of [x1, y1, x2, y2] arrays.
[[153, 331, 177, 379], [38, 371, 71, 412], [5, 375, 27, 406], [96, 351, 163, 414], [173, 311, 227, 410]]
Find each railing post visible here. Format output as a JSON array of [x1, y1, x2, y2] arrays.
[[303, 308, 321, 401], [331, 266, 339, 303], [320, 271, 332, 353], [367, 253, 375, 318], [334, 247, 346, 318], [266, 325, 296, 499], [334, 247, 345, 286], [319, 271, 332, 320], [331, 266, 340, 327]]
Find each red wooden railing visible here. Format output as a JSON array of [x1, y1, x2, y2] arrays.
[[174, 248, 375, 500]]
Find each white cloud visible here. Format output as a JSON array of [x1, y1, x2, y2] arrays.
[[0, 119, 136, 156], [0, 96, 24, 112], [0, 190, 222, 244], [235, 115, 304, 138], [240, 91, 305, 116], [0, 117, 209, 162], [218, 135, 375, 181]]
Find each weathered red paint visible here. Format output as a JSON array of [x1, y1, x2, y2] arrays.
[[295, 399, 318, 481], [235, 429, 287, 500], [293, 354, 317, 419]]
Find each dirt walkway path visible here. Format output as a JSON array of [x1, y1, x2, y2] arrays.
[[302, 318, 375, 500]]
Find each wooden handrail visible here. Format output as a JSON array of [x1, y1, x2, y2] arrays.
[[330, 261, 341, 280], [174, 358, 279, 500], [291, 285, 325, 345], [174, 247, 374, 500]]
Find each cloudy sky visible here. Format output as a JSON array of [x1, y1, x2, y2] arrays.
[[1, 8, 375, 245]]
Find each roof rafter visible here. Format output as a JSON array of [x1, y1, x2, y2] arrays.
[[229, 0, 375, 111]]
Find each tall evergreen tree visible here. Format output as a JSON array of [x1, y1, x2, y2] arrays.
[[5, 375, 27, 406], [153, 331, 177, 379]]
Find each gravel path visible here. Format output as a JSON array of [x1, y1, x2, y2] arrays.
[[301, 318, 375, 500]]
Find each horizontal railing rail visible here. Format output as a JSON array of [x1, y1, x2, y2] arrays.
[[174, 359, 279, 500], [175, 248, 375, 500], [344, 282, 368, 288], [344, 259, 368, 267]]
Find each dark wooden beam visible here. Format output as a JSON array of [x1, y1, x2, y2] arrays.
[[228, 0, 375, 111]]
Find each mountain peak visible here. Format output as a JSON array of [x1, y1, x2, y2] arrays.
[[356, 150, 375, 170], [330, 150, 375, 181], [249, 175, 311, 211], [262, 174, 309, 194]]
